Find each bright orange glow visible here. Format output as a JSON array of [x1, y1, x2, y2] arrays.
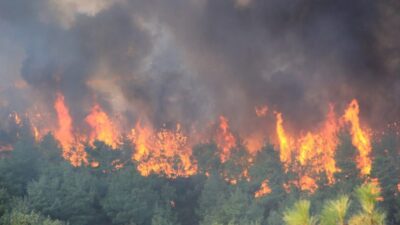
[[85, 104, 120, 148], [255, 179, 272, 198], [368, 178, 384, 201], [297, 106, 339, 183], [276, 113, 293, 167], [54, 93, 87, 166], [343, 99, 372, 176], [215, 116, 236, 162], [299, 175, 318, 193], [275, 106, 339, 190], [244, 132, 264, 154], [3, 94, 379, 194], [132, 122, 197, 178]]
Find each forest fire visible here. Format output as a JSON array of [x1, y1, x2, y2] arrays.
[[0, 95, 377, 194], [274, 100, 371, 191], [0, 1, 399, 223]]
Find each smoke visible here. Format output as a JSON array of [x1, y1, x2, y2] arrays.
[[0, 0, 399, 133]]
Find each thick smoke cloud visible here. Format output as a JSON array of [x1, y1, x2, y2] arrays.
[[0, 0, 399, 133]]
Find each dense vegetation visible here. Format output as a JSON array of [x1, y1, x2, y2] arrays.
[[0, 129, 399, 225]]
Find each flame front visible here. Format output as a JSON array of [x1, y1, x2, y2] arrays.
[[343, 99, 372, 176], [54, 93, 87, 166], [2, 95, 376, 194]]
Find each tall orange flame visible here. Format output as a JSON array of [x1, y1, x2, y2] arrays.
[[276, 112, 293, 167], [54, 93, 87, 166], [85, 104, 120, 148], [343, 99, 372, 176]]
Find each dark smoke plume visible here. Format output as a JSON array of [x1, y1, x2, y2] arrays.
[[0, 0, 399, 133]]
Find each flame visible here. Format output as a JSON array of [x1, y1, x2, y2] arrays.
[[276, 113, 293, 167], [343, 99, 372, 176], [132, 121, 153, 162], [298, 175, 318, 193], [1, 94, 378, 194], [215, 116, 237, 162], [54, 93, 87, 166], [85, 104, 120, 148], [244, 132, 264, 154], [275, 106, 340, 190], [132, 122, 197, 177], [297, 106, 340, 183], [255, 179, 272, 198]]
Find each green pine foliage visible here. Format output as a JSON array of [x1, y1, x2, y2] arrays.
[[0, 131, 398, 225]]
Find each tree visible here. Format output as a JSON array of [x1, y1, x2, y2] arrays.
[[27, 164, 107, 225], [283, 200, 318, 225], [102, 167, 176, 225], [0, 139, 40, 195], [1, 198, 68, 225], [348, 183, 386, 225], [319, 195, 350, 225], [151, 204, 180, 225]]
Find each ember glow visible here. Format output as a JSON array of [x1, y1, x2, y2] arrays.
[[255, 179, 272, 198]]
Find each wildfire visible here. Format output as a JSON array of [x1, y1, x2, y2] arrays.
[[298, 175, 318, 193], [132, 122, 197, 178], [1, 94, 377, 195], [215, 116, 237, 162], [85, 104, 120, 148], [244, 132, 264, 154], [343, 99, 372, 176], [54, 93, 87, 166], [255, 179, 272, 198], [297, 106, 340, 183]]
